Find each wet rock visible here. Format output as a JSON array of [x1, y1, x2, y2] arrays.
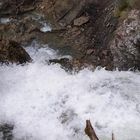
[[74, 16, 89, 26], [0, 123, 14, 140], [38, 0, 98, 27], [110, 10, 140, 70], [0, 13, 45, 44], [0, 39, 32, 64], [49, 58, 73, 71], [1, 0, 139, 71], [29, 0, 117, 70], [0, 0, 36, 16], [49, 57, 94, 72]]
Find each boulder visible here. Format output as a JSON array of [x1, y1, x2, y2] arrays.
[[0, 39, 32, 64]]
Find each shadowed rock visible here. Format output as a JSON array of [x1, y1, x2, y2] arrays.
[[0, 39, 32, 64], [0, 0, 36, 16], [0, 123, 14, 140], [49, 58, 74, 71]]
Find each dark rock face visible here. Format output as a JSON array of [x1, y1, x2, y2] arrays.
[[0, 0, 35, 16], [110, 10, 140, 70], [0, 40, 32, 64], [0, 0, 139, 70], [0, 123, 14, 140]]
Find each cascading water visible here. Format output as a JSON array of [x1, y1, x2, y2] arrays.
[[0, 42, 140, 140]]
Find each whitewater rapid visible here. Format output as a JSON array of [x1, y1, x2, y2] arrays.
[[0, 43, 140, 140]]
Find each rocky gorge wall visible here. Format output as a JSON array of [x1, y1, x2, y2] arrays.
[[0, 0, 140, 70]]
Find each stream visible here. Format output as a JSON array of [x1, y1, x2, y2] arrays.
[[0, 42, 140, 140]]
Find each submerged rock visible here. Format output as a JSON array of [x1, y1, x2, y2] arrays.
[[0, 123, 14, 140], [49, 57, 94, 72], [49, 58, 77, 71], [0, 0, 117, 70], [0, 39, 32, 64]]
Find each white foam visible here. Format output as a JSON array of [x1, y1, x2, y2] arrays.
[[0, 18, 11, 24], [0, 45, 140, 140], [40, 23, 51, 32]]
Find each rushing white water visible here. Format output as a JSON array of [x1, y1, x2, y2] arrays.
[[40, 23, 51, 32], [0, 18, 11, 24], [0, 44, 140, 140]]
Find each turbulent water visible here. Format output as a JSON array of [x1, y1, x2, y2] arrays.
[[0, 43, 140, 140]]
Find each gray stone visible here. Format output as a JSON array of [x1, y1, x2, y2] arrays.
[[74, 16, 89, 26]]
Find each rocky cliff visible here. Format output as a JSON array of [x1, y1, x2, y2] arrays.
[[0, 0, 139, 70]]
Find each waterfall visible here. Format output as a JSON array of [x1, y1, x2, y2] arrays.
[[0, 43, 140, 140]]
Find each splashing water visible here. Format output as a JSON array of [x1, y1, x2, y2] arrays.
[[0, 18, 11, 24], [0, 44, 140, 140]]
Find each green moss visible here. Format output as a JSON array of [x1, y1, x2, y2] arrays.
[[114, 0, 138, 17]]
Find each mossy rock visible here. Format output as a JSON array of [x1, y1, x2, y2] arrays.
[[114, 0, 140, 17]]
